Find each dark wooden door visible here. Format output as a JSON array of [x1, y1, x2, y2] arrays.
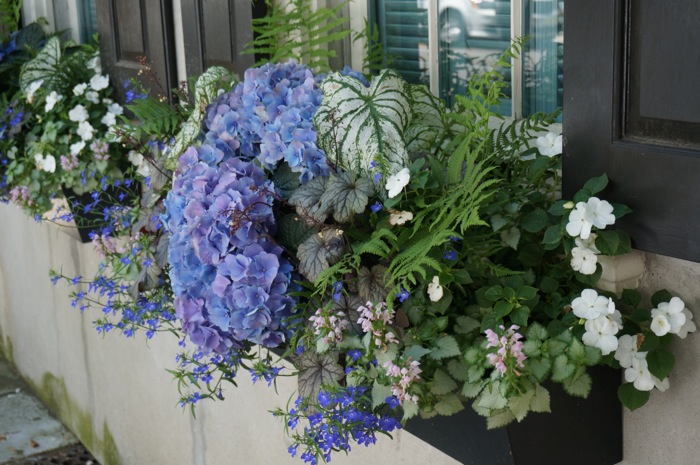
[[180, 0, 265, 78], [95, 0, 177, 101], [563, 0, 700, 262]]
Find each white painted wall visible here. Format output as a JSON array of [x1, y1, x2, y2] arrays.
[[22, 0, 81, 42]]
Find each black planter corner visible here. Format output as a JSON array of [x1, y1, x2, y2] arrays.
[[62, 181, 140, 243], [405, 365, 622, 465]]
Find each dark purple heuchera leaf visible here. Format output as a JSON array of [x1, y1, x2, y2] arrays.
[[297, 351, 344, 402]]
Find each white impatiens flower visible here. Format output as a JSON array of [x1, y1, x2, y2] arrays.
[[70, 140, 86, 156], [650, 297, 687, 336], [68, 104, 89, 123], [582, 311, 621, 355], [89, 73, 110, 91], [101, 112, 117, 127], [575, 234, 600, 253], [624, 357, 655, 391], [44, 91, 63, 112], [565, 197, 616, 240], [389, 210, 413, 226], [34, 154, 56, 173], [571, 246, 598, 275], [85, 91, 100, 104], [77, 121, 95, 141], [73, 83, 88, 96], [107, 102, 123, 115], [677, 308, 697, 339], [128, 150, 151, 177], [427, 276, 443, 302], [653, 375, 670, 392], [87, 55, 102, 74], [536, 132, 563, 157], [614, 334, 646, 368], [571, 289, 614, 320], [385, 168, 410, 198]]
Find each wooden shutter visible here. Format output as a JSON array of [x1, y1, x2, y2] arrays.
[[95, 0, 177, 101], [563, 0, 700, 262]]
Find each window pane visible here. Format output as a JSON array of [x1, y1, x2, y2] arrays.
[[437, 0, 511, 111], [372, 0, 431, 86], [522, 0, 563, 119], [79, 0, 99, 43]]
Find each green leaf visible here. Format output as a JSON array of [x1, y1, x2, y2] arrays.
[[404, 345, 432, 361], [651, 289, 673, 307], [618, 383, 651, 411], [493, 301, 515, 319], [277, 214, 315, 252], [319, 171, 374, 223], [372, 380, 393, 408], [639, 333, 660, 352], [314, 70, 411, 174], [547, 200, 569, 216], [477, 383, 508, 410], [517, 286, 538, 300], [507, 389, 534, 422], [530, 384, 551, 413], [582, 174, 609, 195], [551, 354, 576, 381], [484, 285, 504, 302], [454, 315, 480, 335], [272, 163, 301, 200], [528, 357, 551, 381], [402, 400, 419, 420], [527, 322, 548, 341], [584, 346, 602, 366], [431, 369, 458, 395], [612, 202, 633, 219], [296, 228, 345, 282], [297, 352, 344, 401], [447, 358, 469, 382], [542, 225, 562, 245], [510, 307, 529, 326], [405, 84, 449, 154], [646, 349, 675, 380], [434, 394, 464, 416], [522, 209, 549, 233], [501, 226, 521, 250], [486, 409, 516, 429], [462, 381, 483, 398], [429, 335, 461, 360], [490, 214, 509, 232], [563, 367, 592, 398], [357, 265, 390, 304], [621, 289, 643, 309], [375, 344, 400, 367]]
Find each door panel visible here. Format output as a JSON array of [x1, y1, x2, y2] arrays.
[[563, 0, 700, 262]]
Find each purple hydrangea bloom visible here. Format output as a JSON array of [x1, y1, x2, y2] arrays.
[[164, 144, 297, 352], [204, 61, 329, 184]]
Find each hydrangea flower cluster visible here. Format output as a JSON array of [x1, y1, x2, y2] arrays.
[[204, 60, 328, 183], [282, 386, 401, 464], [356, 301, 398, 348], [164, 144, 296, 351], [382, 358, 422, 404], [484, 324, 527, 375]]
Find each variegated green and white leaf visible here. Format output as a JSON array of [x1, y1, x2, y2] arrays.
[[405, 84, 450, 154], [168, 66, 235, 169], [314, 69, 411, 175], [20, 36, 61, 92]]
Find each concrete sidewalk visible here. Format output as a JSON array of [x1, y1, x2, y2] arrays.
[[0, 356, 97, 464]]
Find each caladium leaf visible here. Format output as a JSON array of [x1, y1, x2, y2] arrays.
[[314, 69, 411, 175], [297, 228, 346, 282], [289, 175, 330, 225], [319, 171, 374, 223], [297, 351, 344, 402], [20, 36, 61, 92], [357, 265, 390, 304], [405, 84, 451, 154], [168, 66, 235, 169]]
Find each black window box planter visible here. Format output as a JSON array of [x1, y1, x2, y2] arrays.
[[405, 365, 622, 465]]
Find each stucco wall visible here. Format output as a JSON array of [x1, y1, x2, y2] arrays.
[[1, 201, 698, 465]]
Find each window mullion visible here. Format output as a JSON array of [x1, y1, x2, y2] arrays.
[[511, 0, 523, 119], [427, 0, 440, 95]]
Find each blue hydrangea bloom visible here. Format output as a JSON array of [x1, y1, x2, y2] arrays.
[[164, 144, 297, 352]]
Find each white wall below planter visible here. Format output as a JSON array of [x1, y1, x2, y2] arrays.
[[0, 201, 698, 465]]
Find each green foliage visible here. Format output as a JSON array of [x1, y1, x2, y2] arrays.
[[353, 19, 389, 76], [244, 0, 350, 72], [0, 0, 22, 35]]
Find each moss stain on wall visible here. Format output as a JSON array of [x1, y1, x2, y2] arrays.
[[0, 325, 13, 363], [26, 372, 124, 465]]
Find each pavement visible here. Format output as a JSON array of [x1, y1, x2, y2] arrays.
[[0, 356, 98, 465]]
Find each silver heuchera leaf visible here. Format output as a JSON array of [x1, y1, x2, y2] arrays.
[[314, 69, 412, 176], [319, 171, 374, 223], [297, 351, 344, 402], [276, 214, 316, 252], [297, 228, 345, 282], [289, 175, 330, 225], [357, 265, 390, 304], [167, 66, 235, 169], [332, 292, 364, 334]]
